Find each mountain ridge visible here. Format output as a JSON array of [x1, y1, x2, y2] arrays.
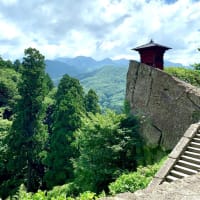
[[45, 56, 184, 81]]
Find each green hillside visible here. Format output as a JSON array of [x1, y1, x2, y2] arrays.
[[79, 65, 200, 112], [80, 65, 128, 112]]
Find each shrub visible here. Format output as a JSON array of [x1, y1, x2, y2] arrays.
[[7, 184, 101, 200], [109, 157, 166, 195], [165, 67, 200, 87], [47, 183, 77, 199]]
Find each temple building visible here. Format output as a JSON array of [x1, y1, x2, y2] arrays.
[[132, 40, 171, 70]]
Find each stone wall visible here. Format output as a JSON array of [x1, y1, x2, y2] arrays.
[[126, 60, 200, 150]]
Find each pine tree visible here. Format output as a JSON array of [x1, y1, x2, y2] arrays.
[[44, 74, 85, 189], [5, 48, 47, 193], [85, 89, 101, 114]]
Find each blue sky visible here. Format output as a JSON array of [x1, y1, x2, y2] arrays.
[[165, 0, 177, 3], [0, 0, 200, 65]]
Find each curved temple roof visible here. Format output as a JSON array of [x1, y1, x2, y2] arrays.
[[132, 39, 172, 51]]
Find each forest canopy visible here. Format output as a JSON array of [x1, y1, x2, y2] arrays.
[[0, 49, 142, 199]]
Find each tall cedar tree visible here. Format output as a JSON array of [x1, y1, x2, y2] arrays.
[[85, 89, 101, 114], [44, 74, 85, 189], [5, 48, 47, 194]]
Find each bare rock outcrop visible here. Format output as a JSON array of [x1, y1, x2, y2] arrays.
[[126, 61, 200, 150]]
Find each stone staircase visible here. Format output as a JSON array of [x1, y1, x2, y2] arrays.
[[148, 122, 200, 189], [165, 130, 200, 182]]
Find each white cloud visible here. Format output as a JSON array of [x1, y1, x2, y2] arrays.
[[0, 18, 20, 40], [0, 0, 199, 65], [0, 0, 18, 6]]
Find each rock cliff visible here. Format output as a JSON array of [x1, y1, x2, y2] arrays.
[[126, 61, 200, 150]]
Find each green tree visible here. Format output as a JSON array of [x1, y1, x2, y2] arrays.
[[43, 88, 56, 134], [44, 74, 85, 189], [4, 48, 48, 195], [73, 111, 140, 193], [0, 68, 20, 108], [45, 73, 54, 93], [193, 63, 200, 71], [13, 59, 23, 72], [85, 89, 101, 114], [0, 115, 12, 198], [0, 56, 13, 69], [165, 48, 200, 87], [165, 67, 200, 87], [192, 48, 200, 71]]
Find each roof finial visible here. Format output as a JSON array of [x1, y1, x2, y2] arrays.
[[150, 39, 154, 43]]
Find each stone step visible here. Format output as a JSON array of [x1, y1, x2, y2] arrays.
[[192, 137, 200, 143], [184, 151, 200, 159], [157, 127, 200, 185], [190, 142, 200, 148], [196, 133, 200, 138], [177, 160, 200, 171], [181, 155, 200, 165], [165, 175, 178, 182], [170, 169, 189, 178], [187, 146, 200, 154], [174, 164, 198, 175]]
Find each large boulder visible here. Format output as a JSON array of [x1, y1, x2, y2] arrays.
[[126, 60, 200, 150]]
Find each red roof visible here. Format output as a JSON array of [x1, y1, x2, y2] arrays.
[[133, 40, 172, 51]]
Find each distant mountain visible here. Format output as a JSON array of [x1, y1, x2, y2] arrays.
[[45, 56, 129, 84], [46, 56, 184, 82], [56, 56, 98, 72], [164, 60, 184, 67], [55, 56, 129, 68], [45, 60, 79, 83], [97, 58, 129, 67]]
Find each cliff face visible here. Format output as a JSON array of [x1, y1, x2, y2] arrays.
[[126, 60, 200, 150]]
